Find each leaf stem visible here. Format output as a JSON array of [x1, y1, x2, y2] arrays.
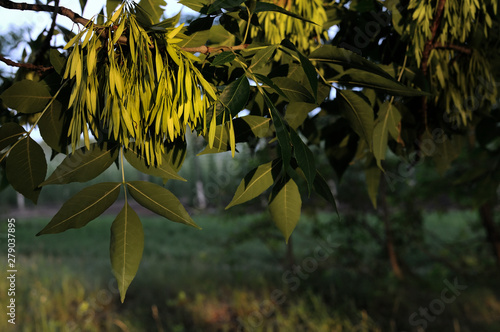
[[120, 147, 128, 205]]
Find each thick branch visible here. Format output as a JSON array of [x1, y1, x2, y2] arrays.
[[0, 0, 89, 26], [0, 55, 53, 72]]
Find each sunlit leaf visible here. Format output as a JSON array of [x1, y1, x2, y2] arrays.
[[5, 137, 46, 203], [138, 0, 167, 24], [249, 45, 277, 71], [269, 178, 302, 243], [42, 143, 118, 186], [226, 160, 278, 209], [110, 203, 144, 303], [37, 182, 121, 235], [127, 181, 200, 229]]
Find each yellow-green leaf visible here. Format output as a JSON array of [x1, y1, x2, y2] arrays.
[[269, 179, 302, 243]]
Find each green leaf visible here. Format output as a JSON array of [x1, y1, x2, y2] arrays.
[[313, 171, 338, 215], [211, 51, 236, 66], [365, 166, 380, 209], [373, 102, 401, 168], [285, 102, 316, 129], [219, 76, 250, 116], [124, 145, 186, 182], [198, 124, 231, 155], [264, 93, 292, 169], [269, 178, 302, 243], [38, 99, 68, 153], [310, 45, 395, 80], [37, 182, 121, 235], [280, 40, 317, 100], [207, 0, 246, 14], [42, 143, 118, 186], [110, 203, 144, 303], [337, 90, 374, 149], [106, 0, 121, 19], [163, 139, 187, 172], [335, 69, 425, 96], [226, 160, 277, 209], [239, 115, 271, 138], [249, 45, 277, 71], [49, 49, 66, 76], [138, 0, 167, 24], [177, 29, 211, 48], [179, 0, 209, 13], [271, 77, 315, 103], [254, 2, 315, 24], [79, 0, 87, 13], [127, 181, 200, 229], [6, 137, 46, 203], [290, 129, 315, 194], [253, 73, 287, 99], [1, 80, 52, 114], [0, 123, 26, 151]]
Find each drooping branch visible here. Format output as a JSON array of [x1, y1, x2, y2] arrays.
[[0, 0, 89, 26], [0, 55, 53, 72]]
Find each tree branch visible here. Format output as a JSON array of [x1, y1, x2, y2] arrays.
[[0, 55, 53, 72], [181, 44, 249, 54], [433, 42, 472, 54], [0, 0, 89, 26]]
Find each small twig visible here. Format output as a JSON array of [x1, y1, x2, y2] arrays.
[[0, 55, 53, 72]]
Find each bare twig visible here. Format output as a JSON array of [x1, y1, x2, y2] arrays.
[[0, 54, 53, 72], [433, 42, 472, 54]]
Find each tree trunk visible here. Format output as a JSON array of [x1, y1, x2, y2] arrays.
[[380, 179, 404, 280], [479, 201, 500, 267]]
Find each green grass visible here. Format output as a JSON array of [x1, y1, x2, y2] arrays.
[[1, 209, 499, 331]]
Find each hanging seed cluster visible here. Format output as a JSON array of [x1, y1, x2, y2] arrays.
[[250, 0, 327, 56], [63, 3, 218, 165]]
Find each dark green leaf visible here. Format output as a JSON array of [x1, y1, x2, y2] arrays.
[[271, 77, 315, 103], [0, 123, 26, 151], [269, 178, 302, 243], [49, 49, 66, 76], [138, 0, 167, 24], [336, 69, 425, 96], [264, 93, 292, 168], [290, 129, 316, 194], [6, 137, 46, 203], [285, 102, 316, 129], [110, 203, 144, 303], [106, 0, 121, 18], [337, 90, 374, 149], [373, 102, 401, 168], [41, 143, 118, 186], [207, 0, 246, 14], [313, 171, 339, 215], [127, 181, 200, 229], [280, 40, 318, 100], [37, 182, 121, 235], [1, 80, 52, 114], [254, 73, 287, 99], [211, 51, 236, 66], [38, 99, 68, 153], [219, 76, 250, 116]]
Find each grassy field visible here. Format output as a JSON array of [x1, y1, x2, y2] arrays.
[[1, 208, 499, 331]]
